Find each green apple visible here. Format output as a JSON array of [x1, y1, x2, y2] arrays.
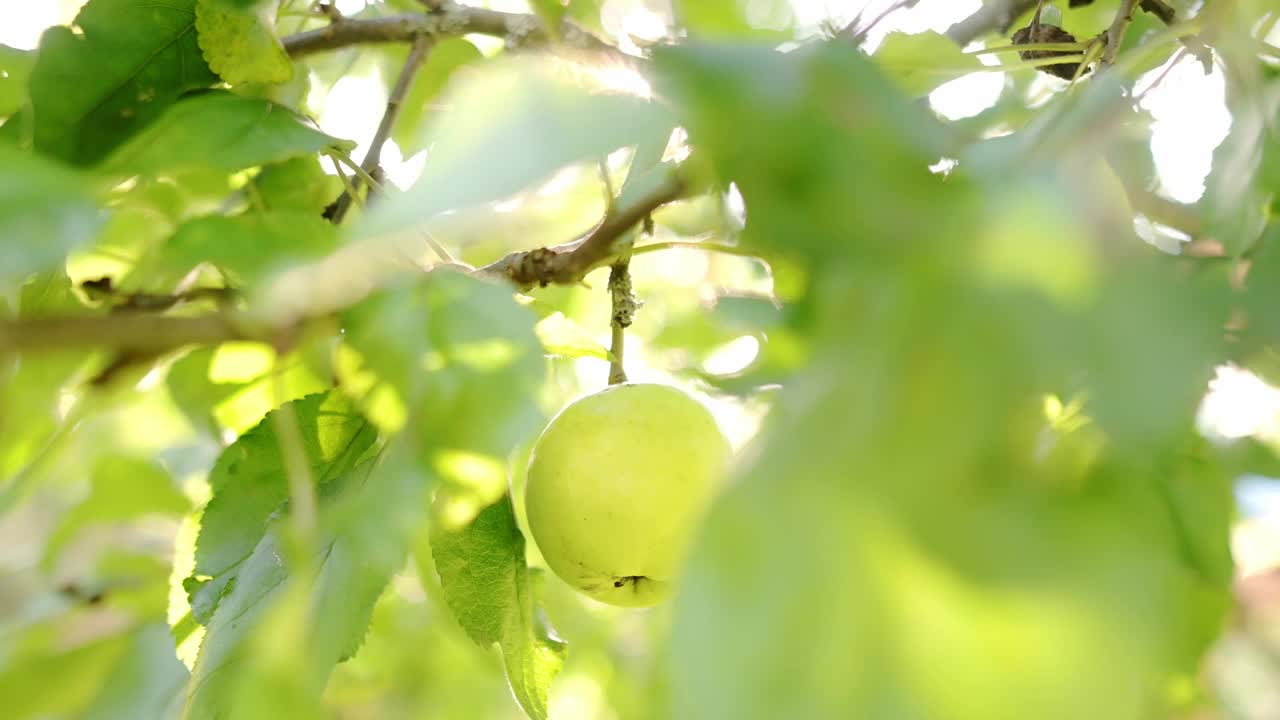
[[525, 383, 731, 607]]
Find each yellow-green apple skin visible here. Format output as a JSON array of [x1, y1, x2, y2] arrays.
[[525, 383, 731, 607]]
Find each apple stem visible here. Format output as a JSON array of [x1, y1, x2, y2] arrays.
[[608, 259, 636, 385]]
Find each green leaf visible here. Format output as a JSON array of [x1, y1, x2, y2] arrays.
[[82, 623, 190, 720], [156, 211, 341, 288], [1202, 75, 1279, 256], [0, 44, 34, 118], [392, 38, 485, 154], [184, 452, 416, 720], [45, 455, 190, 563], [0, 274, 95, 486], [100, 91, 352, 178], [429, 496, 566, 720], [27, 0, 216, 164], [195, 0, 293, 86], [0, 623, 132, 719], [873, 31, 985, 96], [251, 156, 343, 214], [665, 358, 1231, 719], [672, 0, 793, 38], [166, 344, 333, 439], [653, 42, 963, 266], [187, 391, 377, 625], [0, 145, 104, 284], [356, 56, 676, 239]]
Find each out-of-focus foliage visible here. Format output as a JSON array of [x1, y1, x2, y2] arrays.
[[1, 1, 1279, 719]]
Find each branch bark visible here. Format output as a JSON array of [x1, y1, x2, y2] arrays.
[[0, 313, 251, 355], [1, 171, 689, 357], [1102, 0, 1140, 66], [282, 6, 635, 66], [946, 0, 1038, 45], [477, 169, 687, 287]]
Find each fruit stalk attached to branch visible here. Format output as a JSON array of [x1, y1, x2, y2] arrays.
[[607, 259, 636, 385]]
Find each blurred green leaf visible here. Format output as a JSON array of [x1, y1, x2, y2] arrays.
[[251, 156, 343, 214], [430, 496, 567, 720], [0, 274, 96, 487], [0, 622, 132, 719], [27, 0, 216, 164], [195, 0, 293, 86], [535, 311, 612, 361], [155, 211, 341, 289], [1203, 77, 1278, 256], [100, 91, 352, 178], [672, 0, 793, 38], [82, 624, 189, 720], [166, 344, 333, 439], [0, 145, 104, 284], [0, 44, 34, 118], [654, 41, 966, 266], [393, 38, 484, 153], [45, 455, 190, 563], [874, 31, 984, 96], [357, 56, 676, 239], [667, 342, 1231, 719], [186, 391, 377, 625], [340, 271, 543, 456]]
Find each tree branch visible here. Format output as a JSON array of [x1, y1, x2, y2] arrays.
[[1102, 0, 1140, 66], [1, 170, 690, 357], [476, 169, 687, 287], [0, 313, 252, 355], [946, 0, 1038, 45], [282, 6, 635, 65]]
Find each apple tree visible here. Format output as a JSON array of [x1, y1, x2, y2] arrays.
[[2, 0, 1280, 718]]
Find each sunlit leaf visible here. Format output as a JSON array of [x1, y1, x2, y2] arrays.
[[251, 156, 343, 214], [186, 391, 377, 625], [429, 496, 566, 720], [100, 91, 352, 178], [874, 31, 985, 96], [184, 453, 415, 720], [0, 146, 104, 284], [340, 271, 543, 456], [155, 211, 341, 288], [195, 0, 293, 86]]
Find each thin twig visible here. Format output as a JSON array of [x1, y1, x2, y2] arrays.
[[1102, 0, 1140, 66], [328, 34, 433, 224], [848, 0, 918, 45], [967, 42, 1087, 55]]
